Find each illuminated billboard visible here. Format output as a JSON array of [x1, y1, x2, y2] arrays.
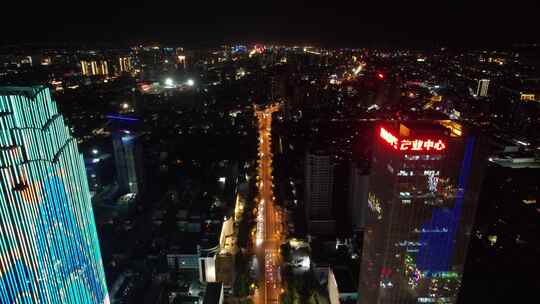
[[379, 127, 446, 151]]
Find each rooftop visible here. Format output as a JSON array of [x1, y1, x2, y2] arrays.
[[489, 152, 540, 169], [0, 85, 48, 98]]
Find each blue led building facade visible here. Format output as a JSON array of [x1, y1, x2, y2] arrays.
[[358, 121, 487, 304], [0, 86, 109, 303]]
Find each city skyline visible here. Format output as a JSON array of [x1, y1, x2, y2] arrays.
[[0, 11, 538, 303]]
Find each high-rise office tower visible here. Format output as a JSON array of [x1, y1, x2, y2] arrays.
[[305, 149, 335, 235], [81, 60, 109, 76], [0, 86, 109, 303], [358, 121, 486, 304], [110, 115, 143, 195], [476, 79, 489, 97]]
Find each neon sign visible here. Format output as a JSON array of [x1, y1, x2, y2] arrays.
[[380, 127, 446, 151], [380, 127, 399, 148]]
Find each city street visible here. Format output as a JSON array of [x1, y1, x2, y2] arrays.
[[253, 104, 284, 304]]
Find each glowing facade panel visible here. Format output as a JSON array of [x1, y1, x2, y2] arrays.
[[0, 86, 109, 303], [80, 60, 109, 76], [476, 79, 489, 97], [520, 93, 536, 101], [118, 57, 132, 73]]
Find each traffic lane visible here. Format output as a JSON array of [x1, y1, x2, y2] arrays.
[[255, 107, 282, 303]]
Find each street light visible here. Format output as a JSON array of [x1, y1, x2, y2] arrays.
[[186, 78, 195, 87], [164, 78, 174, 87]]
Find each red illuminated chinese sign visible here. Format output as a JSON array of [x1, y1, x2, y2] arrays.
[[380, 127, 399, 148], [380, 127, 446, 151]]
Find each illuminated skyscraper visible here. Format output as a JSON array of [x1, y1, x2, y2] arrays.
[[358, 121, 486, 304], [0, 86, 109, 303], [81, 60, 109, 76]]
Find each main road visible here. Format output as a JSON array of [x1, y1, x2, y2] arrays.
[[252, 104, 284, 304]]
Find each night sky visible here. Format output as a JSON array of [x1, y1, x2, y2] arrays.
[[2, 1, 539, 48]]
